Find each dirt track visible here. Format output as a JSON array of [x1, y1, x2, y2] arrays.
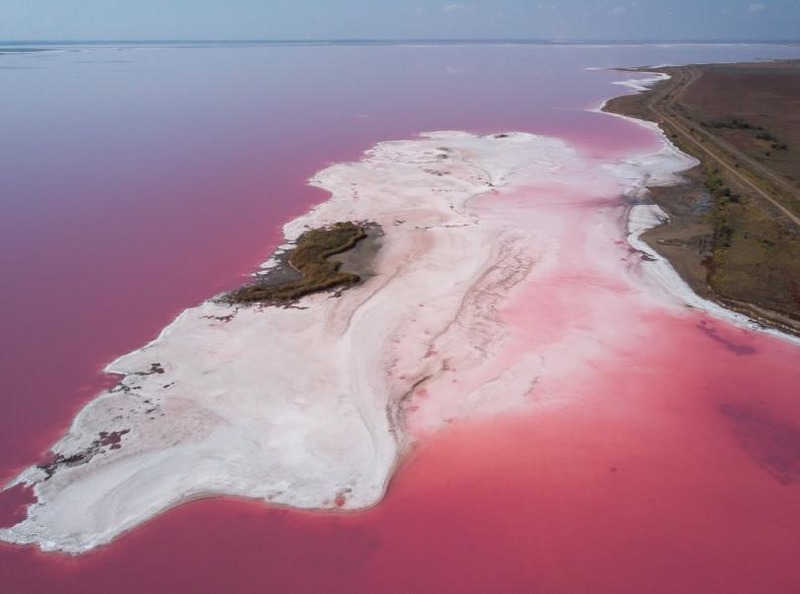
[[646, 65, 800, 228]]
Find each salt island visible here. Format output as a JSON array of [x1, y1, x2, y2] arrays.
[[6, 115, 784, 553]]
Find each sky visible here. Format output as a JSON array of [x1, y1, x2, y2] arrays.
[[0, 0, 798, 42]]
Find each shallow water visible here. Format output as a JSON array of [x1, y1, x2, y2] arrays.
[[2, 41, 800, 592]]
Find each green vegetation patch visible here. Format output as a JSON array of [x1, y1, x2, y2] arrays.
[[707, 187, 800, 319], [706, 118, 761, 131], [228, 221, 370, 304]]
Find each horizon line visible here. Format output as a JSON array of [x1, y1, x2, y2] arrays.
[[2, 37, 800, 46]]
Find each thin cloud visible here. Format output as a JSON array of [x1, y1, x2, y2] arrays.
[[749, 3, 767, 13], [443, 3, 465, 12], [610, 2, 640, 16]]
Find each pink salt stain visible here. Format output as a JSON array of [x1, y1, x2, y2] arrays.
[[389, 148, 800, 587], [0, 484, 35, 530], [367, 307, 800, 593], [403, 172, 669, 436]]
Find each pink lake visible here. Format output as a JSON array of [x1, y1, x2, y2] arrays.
[[1, 41, 800, 592]]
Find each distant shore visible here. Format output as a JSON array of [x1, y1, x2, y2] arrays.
[[604, 60, 800, 337]]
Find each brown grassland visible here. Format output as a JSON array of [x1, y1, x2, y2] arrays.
[[605, 61, 800, 336]]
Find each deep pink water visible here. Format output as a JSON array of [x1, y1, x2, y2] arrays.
[[2, 42, 800, 592]]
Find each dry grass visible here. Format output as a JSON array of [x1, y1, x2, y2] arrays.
[[708, 187, 800, 318]]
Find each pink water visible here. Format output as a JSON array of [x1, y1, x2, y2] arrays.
[[1, 42, 800, 592]]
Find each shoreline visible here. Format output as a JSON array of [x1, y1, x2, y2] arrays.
[[602, 61, 800, 340], [604, 86, 800, 345]]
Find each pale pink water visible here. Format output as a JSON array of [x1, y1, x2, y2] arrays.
[[1, 42, 800, 592]]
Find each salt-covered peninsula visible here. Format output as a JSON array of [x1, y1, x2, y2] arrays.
[[2, 119, 727, 553]]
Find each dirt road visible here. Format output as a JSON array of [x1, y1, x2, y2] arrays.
[[644, 66, 800, 228]]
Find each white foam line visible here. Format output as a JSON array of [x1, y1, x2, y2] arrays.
[[590, 68, 672, 113]]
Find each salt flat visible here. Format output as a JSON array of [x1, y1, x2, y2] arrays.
[[1, 128, 728, 553]]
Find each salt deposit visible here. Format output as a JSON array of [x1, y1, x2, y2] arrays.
[[5, 123, 783, 554]]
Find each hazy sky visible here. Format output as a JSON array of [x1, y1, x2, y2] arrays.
[[1, 0, 798, 42]]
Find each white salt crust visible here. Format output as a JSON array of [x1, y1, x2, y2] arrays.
[[2, 124, 793, 554]]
